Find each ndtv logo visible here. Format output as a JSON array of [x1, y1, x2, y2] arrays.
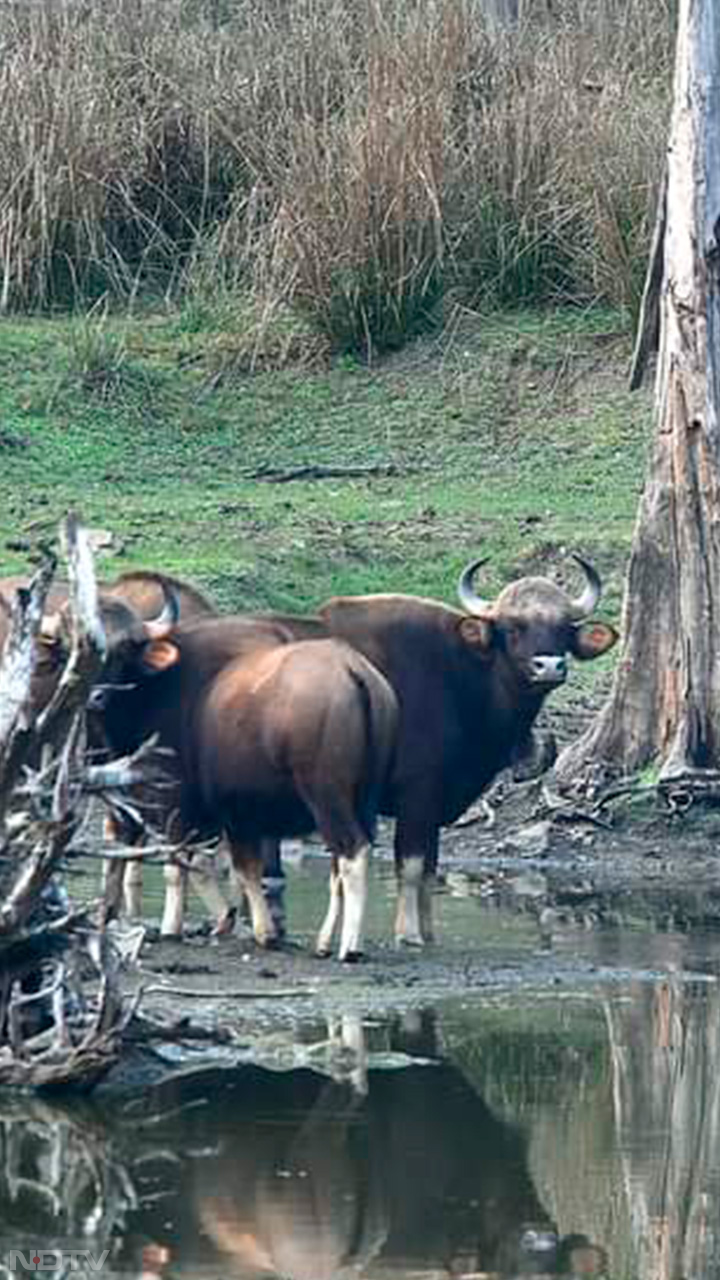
[[6, 1252, 109, 1272]]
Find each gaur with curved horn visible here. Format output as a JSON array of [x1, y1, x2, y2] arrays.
[[452, 551, 615, 690], [458, 552, 602, 622], [56, 552, 619, 956], [300, 550, 620, 948]]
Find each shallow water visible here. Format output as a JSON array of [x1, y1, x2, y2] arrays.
[[5, 866, 720, 1280]]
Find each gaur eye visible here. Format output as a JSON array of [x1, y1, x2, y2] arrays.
[[504, 621, 527, 645]]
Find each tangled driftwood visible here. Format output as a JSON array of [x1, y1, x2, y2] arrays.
[[0, 517, 171, 1090]]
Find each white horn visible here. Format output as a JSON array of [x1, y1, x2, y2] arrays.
[[457, 558, 493, 616], [569, 554, 602, 620], [144, 580, 180, 640]]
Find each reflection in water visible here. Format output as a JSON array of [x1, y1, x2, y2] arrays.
[[607, 976, 720, 1280], [0, 1014, 605, 1280], [3, 973, 720, 1278], [0, 1100, 135, 1274], [184, 1063, 577, 1278]]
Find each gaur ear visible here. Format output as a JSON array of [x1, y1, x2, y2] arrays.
[[39, 614, 62, 644], [458, 615, 494, 652], [571, 621, 619, 660], [36, 624, 64, 665], [37, 633, 60, 651], [35, 636, 63, 670], [142, 639, 180, 673]]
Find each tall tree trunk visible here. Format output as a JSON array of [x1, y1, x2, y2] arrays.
[[556, 0, 720, 788]]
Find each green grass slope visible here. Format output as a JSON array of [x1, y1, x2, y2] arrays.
[[0, 306, 649, 662]]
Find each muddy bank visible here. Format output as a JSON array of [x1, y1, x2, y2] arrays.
[[105, 786, 720, 1091]]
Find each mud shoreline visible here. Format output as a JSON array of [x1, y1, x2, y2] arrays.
[[104, 793, 720, 1091]]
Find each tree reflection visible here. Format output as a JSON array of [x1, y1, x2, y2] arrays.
[[0, 1098, 135, 1276], [606, 976, 720, 1280]]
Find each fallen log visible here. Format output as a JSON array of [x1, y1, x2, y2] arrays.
[[248, 461, 420, 483]]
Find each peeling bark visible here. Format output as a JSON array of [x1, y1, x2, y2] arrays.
[[557, 0, 720, 788]]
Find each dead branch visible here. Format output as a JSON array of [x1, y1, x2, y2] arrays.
[[657, 767, 720, 813], [628, 168, 667, 391], [141, 983, 316, 999], [452, 798, 496, 829], [0, 712, 83, 939], [82, 736, 174, 793], [33, 516, 106, 753], [0, 933, 135, 1089], [15, 735, 173, 819], [552, 766, 720, 821], [0, 517, 162, 1091], [124, 1012, 234, 1044], [593, 775, 656, 809], [534, 783, 613, 830], [0, 555, 57, 828], [72, 843, 184, 862]]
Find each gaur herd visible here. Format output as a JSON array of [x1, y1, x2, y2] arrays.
[[0, 555, 618, 961]]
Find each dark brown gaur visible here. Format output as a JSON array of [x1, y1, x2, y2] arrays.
[[255, 553, 618, 947], [90, 613, 398, 960]]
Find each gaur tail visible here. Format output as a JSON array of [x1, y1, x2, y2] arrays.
[[349, 668, 395, 844]]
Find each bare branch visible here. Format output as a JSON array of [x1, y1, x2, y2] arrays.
[[33, 518, 106, 754], [248, 461, 422, 483], [628, 168, 666, 390], [141, 983, 316, 999], [0, 555, 57, 828]]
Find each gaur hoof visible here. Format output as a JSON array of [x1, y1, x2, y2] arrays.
[[187, 920, 213, 939], [340, 950, 365, 964], [315, 946, 332, 960], [258, 934, 281, 951], [395, 934, 425, 949], [212, 907, 238, 937]]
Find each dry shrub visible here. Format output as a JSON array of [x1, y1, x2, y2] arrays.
[[445, 12, 671, 311], [0, 0, 234, 309], [447, 35, 580, 306], [0, 0, 675, 348], [563, 77, 667, 312], [254, 5, 452, 355]]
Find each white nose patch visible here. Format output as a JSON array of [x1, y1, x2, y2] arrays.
[[531, 655, 567, 681]]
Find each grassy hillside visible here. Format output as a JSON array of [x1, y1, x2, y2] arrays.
[[0, 302, 650, 723]]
